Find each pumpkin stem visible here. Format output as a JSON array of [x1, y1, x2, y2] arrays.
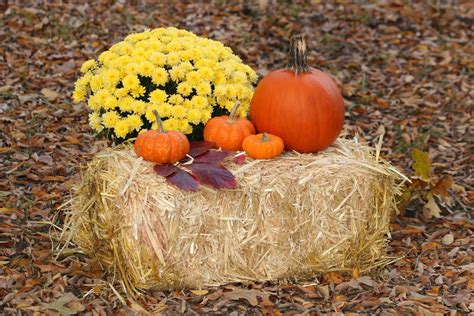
[[260, 132, 270, 142], [153, 110, 165, 133], [228, 101, 241, 123], [288, 34, 309, 75]]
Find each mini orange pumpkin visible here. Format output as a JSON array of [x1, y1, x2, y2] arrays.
[[134, 110, 190, 163], [203, 102, 256, 151], [242, 132, 284, 159]]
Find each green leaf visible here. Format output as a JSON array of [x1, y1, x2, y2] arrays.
[[411, 148, 431, 181]]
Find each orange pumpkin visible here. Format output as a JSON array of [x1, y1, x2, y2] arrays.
[[134, 110, 190, 163], [203, 101, 255, 151], [250, 34, 345, 153], [242, 133, 284, 159]]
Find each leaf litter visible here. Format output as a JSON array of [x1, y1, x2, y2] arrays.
[[0, 1, 472, 314]]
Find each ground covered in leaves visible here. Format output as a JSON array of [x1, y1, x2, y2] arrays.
[[0, 1, 473, 314]]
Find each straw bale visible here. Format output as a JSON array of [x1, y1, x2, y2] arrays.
[[61, 138, 406, 294]]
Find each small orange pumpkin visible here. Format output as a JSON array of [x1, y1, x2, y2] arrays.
[[203, 102, 255, 151], [242, 132, 284, 159], [134, 110, 190, 163]]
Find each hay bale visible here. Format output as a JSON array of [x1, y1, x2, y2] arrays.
[[62, 138, 406, 294]]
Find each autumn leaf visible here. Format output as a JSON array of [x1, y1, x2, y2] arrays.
[[423, 192, 441, 218], [41, 293, 84, 315], [323, 272, 345, 285], [432, 176, 453, 197], [223, 289, 273, 307], [190, 289, 209, 296], [154, 164, 179, 177], [411, 148, 431, 181], [40, 88, 59, 101], [188, 163, 237, 189], [193, 150, 231, 164], [166, 168, 199, 192], [187, 141, 214, 158]]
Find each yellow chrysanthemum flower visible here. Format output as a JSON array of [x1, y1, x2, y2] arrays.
[[195, 58, 215, 68], [126, 114, 142, 131], [222, 99, 235, 111], [80, 59, 96, 73], [89, 112, 103, 131], [165, 40, 182, 53], [87, 96, 100, 111], [119, 96, 134, 112], [98, 51, 118, 66], [236, 106, 248, 118], [186, 71, 202, 86], [200, 110, 212, 122], [114, 87, 129, 98], [191, 96, 208, 109], [214, 85, 227, 98], [168, 94, 184, 105], [214, 71, 227, 84], [166, 52, 180, 66], [72, 88, 86, 103], [196, 82, 211, 96], [178, 50, 192, 62], [177, 119, 192, 134], [169, 66, 185, 82], [177, 82, 192, 96], [158, 103, 172, 117], [182, 99, 193, 108], [149, 52, 166, 66], [145, 104, 160, 122], [198, 67, 214, 81], [131, 47, 147, 60], [102, 111, 120, 128], [130, 85, 146, 98], [149, 89, 167, 104], [102, 69, 121, 88], [114, 119, 130, 138], [159, 35, 172, 44], [125, 63, 140, 75], [132, 100, 147, 114], [171, 105, 187, 118], [75, 75, 91, 90], [89, 75, 103, 92], [226, 85, 238, 99], [125, 32, 150, 43], [151, 68, 168, 86], [232, 71, 247, 84], [188, 48, 203, 61], [138, 61, 154, 76], [179, 61, 193, 72], [104, 95, 118, 110], [162, 117, 178, 131], [94, 89, 109, 105], [122, 74, 140, 90], [187, 109, 201, 124]]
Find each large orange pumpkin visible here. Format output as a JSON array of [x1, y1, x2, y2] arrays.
[[250, 34, 345, 153]]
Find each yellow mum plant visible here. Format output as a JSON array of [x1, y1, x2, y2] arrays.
[[73, 27, 257, 141]]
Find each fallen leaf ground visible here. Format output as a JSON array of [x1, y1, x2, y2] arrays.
[[0, 1, 472, 315]]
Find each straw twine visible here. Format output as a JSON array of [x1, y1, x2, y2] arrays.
[[59, 138, 406, 295]]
